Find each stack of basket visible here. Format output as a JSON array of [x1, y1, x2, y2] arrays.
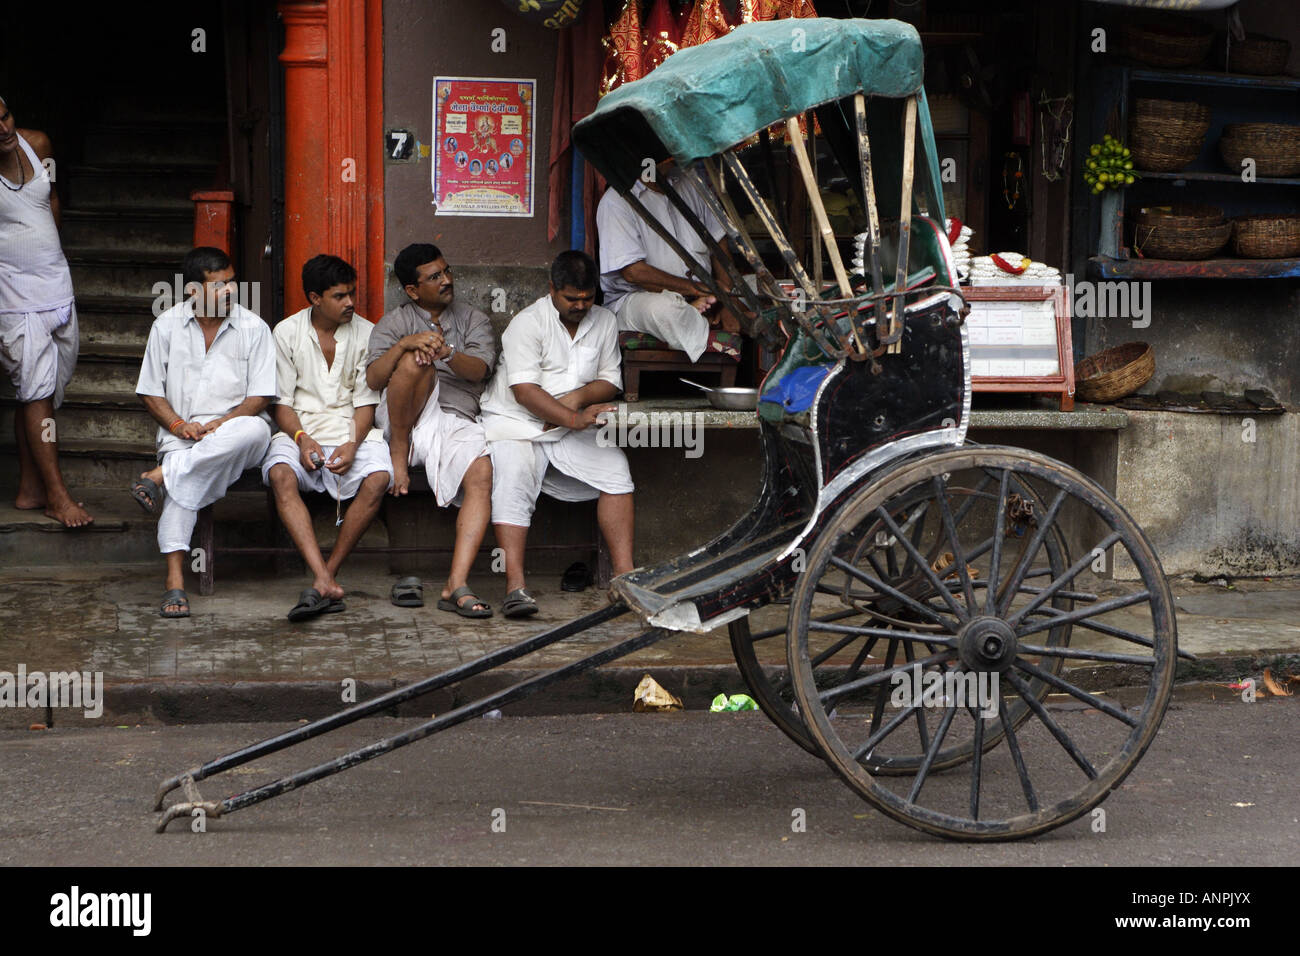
[[1116, 17, 1213, 68], [1130, 204, 1231, 260], [1216, 33, 1291, 75], [1218, 124, 1300, 178], [1128, 98, 1211, 172], [1230, 215, 1300, 258]]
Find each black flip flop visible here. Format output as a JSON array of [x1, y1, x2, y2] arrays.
[[501, 588, 539, 618], [437, 585, 492, 618], [288, 588, 332, 622], [391, 576, 424, 607], [160, 588, 190, 618], [131, 476, 162, 514], [561, 561, 592, 592]]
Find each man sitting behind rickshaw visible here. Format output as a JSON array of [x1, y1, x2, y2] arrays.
[[596, 158, 741, 361]]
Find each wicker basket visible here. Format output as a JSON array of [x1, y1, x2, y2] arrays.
[[1216, 33, 1292, 75], [1132, 203, 1224, 229], [1076, 343, 1155, 404], [1218, 123, 1300, 177], [1131, 218, 1231, 260], [1231, 215, 1300, 258], [1116, 18, 1213, 68], [1129, 99, 1211, 171]]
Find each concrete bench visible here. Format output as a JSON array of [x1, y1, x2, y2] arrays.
[[194, 467, 611, 596]]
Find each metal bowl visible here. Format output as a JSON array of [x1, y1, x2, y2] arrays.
[[706, 387, 759, 411]]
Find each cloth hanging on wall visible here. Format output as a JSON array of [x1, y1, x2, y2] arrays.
[[600, 0, 645, 96], [643, 0, 684, 72], [548, 2, 606, 245]]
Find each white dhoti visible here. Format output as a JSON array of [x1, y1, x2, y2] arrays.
[[489, 427, 634, 528], [408, 382, 488, 507], [260, 435, 393, 500], [156, 416, 272, 553], [0, 302, 78, 408], [615, 290, 709, 362]]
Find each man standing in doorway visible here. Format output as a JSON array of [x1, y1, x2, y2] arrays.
[[0, 94, 93, 527], [131, 247, 277, 618]]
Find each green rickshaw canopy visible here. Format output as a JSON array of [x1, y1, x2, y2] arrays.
[[573, 17, 927, 192]]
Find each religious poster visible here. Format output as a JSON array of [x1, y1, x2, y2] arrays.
[[432, 77, 536, 217]]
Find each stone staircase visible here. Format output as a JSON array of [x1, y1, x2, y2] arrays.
[[0, 102, 228, 564]]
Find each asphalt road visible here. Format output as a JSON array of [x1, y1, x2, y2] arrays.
[[1, 699, 1297, 867]]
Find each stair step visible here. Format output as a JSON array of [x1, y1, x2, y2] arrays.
[[83, 123, 225, 166], [64, 163, 216, 210], [69, 252, 185, 299], [0, 439, 156, 493], [0, 393, 156, 445], [62, 208, 193, 254]]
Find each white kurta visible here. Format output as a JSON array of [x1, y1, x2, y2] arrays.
[[596, 173, 725, 359], [137, 300, 277, 553], [480, 294, 631, 527]]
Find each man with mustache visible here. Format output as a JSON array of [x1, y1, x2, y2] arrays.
[[132, 247, 277, 618], [366, 243, 496, 617], [0, 94, 93, 528], [262, 255, 393, 621], [480, 250, 635, 618]]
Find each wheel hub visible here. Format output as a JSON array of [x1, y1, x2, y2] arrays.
[[958, 616, 1019, 672]]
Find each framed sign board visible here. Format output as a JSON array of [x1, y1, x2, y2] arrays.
[[964, 286, 1075, 411]]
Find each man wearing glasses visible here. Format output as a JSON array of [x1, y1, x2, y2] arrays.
[[365, 243, 497, 616]]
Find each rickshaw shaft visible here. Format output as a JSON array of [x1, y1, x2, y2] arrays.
[[153, 602, 630, 810], [205, 626, 674, 823]]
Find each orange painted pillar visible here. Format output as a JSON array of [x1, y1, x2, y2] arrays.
[[190, 189, 236, 253], [278, 0, 385, 320]]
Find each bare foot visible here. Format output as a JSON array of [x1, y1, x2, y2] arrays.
[[313, 575, 344, 601], [14, 493, 46, 510], [45, 496, 93, 528], [389, 458, 410, 496]]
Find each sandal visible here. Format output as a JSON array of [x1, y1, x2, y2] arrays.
[[561, 561, 592, 593], [160, 588, 190, 618], [391, 576, 424, 607], [131, 476, 162, 514], [501, 588, 539, 618], [288, 588, 332, 622], [437, 585, 492, 618]]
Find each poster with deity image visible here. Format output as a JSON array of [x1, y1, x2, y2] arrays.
[[432, 77, 536, 217]]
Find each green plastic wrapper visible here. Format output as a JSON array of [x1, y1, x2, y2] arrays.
[[710, 693, 759, 712]]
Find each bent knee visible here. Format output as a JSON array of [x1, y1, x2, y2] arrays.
[[465, 456, 492, 488]]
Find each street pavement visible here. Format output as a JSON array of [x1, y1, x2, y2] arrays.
[[1, 562, 1299, 723], [1, 701, 1297, 866]]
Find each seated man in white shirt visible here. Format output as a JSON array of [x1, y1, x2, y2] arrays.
[[479, 251, 635, 618], [262, 254, 393, 622], [596, 160, 740, 362], [131, 247, 277, 619]]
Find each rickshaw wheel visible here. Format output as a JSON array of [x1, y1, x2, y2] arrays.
[[787, 446, 1177, 840], [733, 466, 1073, 769]]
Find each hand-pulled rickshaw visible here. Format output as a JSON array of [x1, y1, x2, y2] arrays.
[[156, 18, 1182, 841]]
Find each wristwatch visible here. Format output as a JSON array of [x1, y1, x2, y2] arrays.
[[445, 342, 456, 360]]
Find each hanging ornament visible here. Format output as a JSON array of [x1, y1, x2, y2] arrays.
[[681, 0, 735, 47], [498, 0, 587, 29], [600, 0, 644, 97], [643, 0, 683, 72]]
